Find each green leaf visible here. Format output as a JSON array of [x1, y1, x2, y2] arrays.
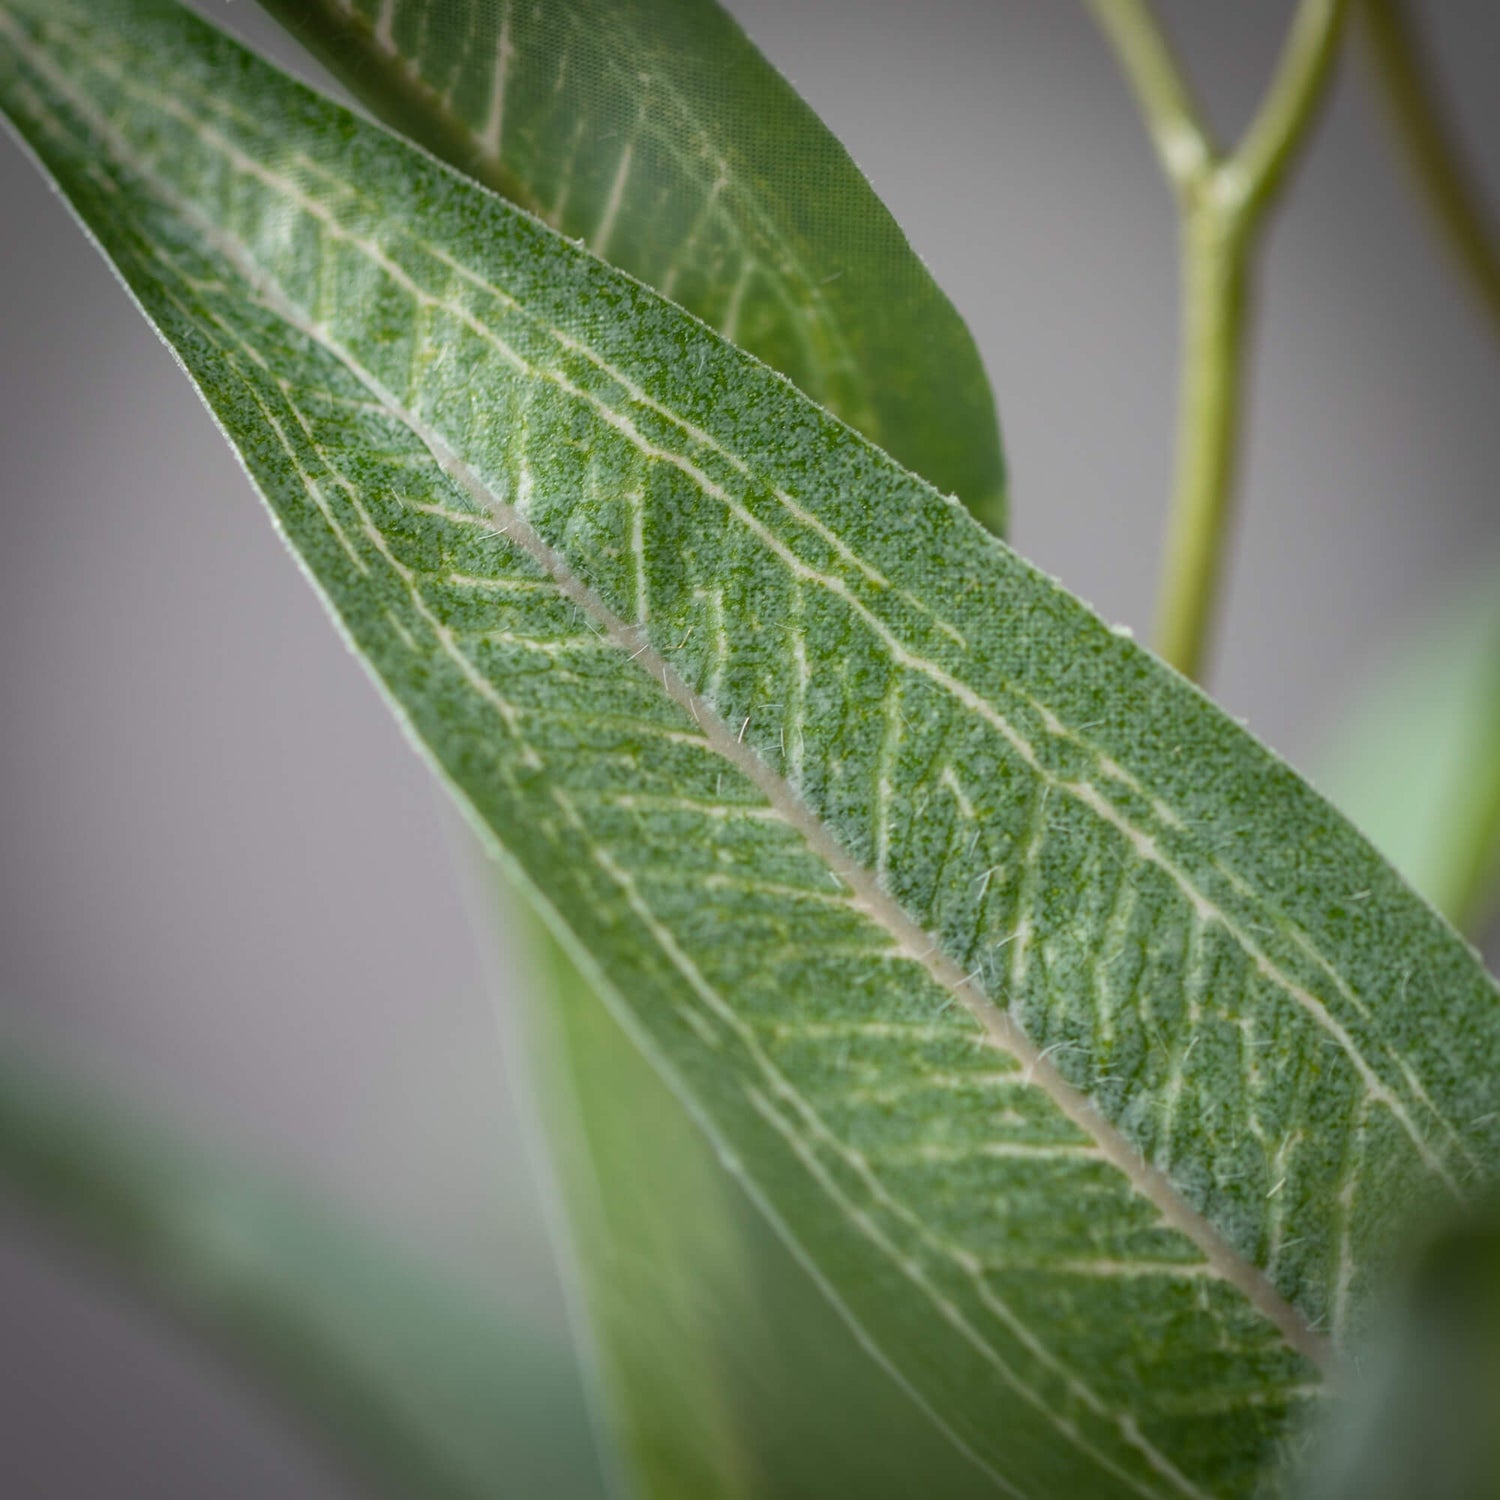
[[528, 918, 1001, 1499], [0, 1043, 605, 1500], [4, 2, 1498, 1492], [272, 9, 1015, 1478], [253, 0, 1006, 532], [530, 919, 764, 1499], [1312, 561, 1500, 936]]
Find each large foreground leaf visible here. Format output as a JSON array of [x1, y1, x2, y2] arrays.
[[253, 0, 1007, 531], [4, 2, 1499, 1492]]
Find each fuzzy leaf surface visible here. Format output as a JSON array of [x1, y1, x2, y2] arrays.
[[4, 3, 1500, 1494], [254, 0, 1007, 530]]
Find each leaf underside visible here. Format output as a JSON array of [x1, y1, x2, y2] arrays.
[[254, 0, 1008, 531], [4, 3, 1499, 1495]]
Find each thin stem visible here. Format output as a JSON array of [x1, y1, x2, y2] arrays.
[[1233, 0, 1351, 221], [1083, 0, 1215, 194], [1153, 216, 1249, 682], [1091, 0, 1350, 680], [1357, 0, 1500, 335]]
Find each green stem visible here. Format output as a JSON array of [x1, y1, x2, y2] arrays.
[[1082, 0, 1214, 196], [1089, 0, 1349, 680], [1234, 0, 1351, 222], [1357, 0, 1500, 336], [1153, 211, 1249, 682]]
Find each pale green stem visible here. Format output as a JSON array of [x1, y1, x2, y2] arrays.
[[1082, 0, 1215, 196], [1089, 0, 1349, 680], [1235, 0, 1352, 222], [1154, 210, 1249, 682], [1357, 0, 1500, 336]]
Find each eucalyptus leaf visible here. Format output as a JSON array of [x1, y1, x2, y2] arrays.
[[253, 0, 1006, 532], [4, 3, 1500, 1495], [0, 1044, 604, 1500]]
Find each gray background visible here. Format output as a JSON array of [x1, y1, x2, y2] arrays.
[[1, 1, 1497, 1493]]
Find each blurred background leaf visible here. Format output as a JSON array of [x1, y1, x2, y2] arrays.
[[1313, 555, 1500, 937], [0, 1038, 607, 1500], [1297, 1209, 1500, 1500]]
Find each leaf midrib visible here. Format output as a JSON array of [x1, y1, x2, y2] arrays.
[[24, 35, 1342, 1379], [61, 5, 1474, 1237], [237, 95, 1472, 1208]]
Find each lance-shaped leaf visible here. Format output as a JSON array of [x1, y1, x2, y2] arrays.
[[253, 0, 1007, 531], [4, 2, 1499, 1493]]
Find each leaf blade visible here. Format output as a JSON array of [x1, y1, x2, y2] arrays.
[[253, 0, 1007, 530], [4, 3, 1499, 1493], [528, 918, 1005, 1498]]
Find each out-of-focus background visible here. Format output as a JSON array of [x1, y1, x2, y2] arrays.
[[0, 1, 1496, 1494]]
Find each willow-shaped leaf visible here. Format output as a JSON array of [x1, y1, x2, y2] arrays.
[[254, 0, 1006, 531], [4, 3, 1499, 1494], [0, 1045, 604, 1500]]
